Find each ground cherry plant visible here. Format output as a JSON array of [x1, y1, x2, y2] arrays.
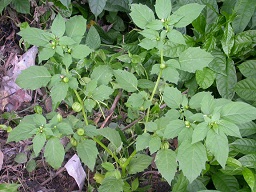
[[3, 0, 256, 191]]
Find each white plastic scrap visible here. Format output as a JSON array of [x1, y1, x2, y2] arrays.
[[64, 154, 86, 190]]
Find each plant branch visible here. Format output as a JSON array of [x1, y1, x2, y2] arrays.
[[145, 50, 164, 124]]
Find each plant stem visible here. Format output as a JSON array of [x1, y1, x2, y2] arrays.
[[121, 150, 137, 177], [145, 50, 164, 125], [73, 89, 89, 126], [93, 137, 120, 165]]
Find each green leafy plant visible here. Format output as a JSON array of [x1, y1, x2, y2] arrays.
[[5, 0, 256, 191]]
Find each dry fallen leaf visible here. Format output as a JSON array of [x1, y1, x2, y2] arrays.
[[0, 46, 38, 111], [64, 154, 86, 190]]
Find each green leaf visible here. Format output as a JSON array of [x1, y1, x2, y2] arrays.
[[162, 66, 180, 84], [126, 91, 150, 110], [235, 78, 256, 101], [163, 87, 183, 108], [130, 4, 155, 29], [196, 67, 215, 89], [179, 47, 214, 73], [59, 36, 76, 46], [113, 70, 138, 92], [88, 0, 106, 18], [16, 66, 51, 90], [139, 38, 157, 50], [84, 99, 96, 112], [57, 122, 74, 135], [172, 172, 189, 192], [86, 26, 101, 50], [91, 65, 113, 85], [164, 120, 185, 139], [212, 172, 239, 192], [59, 0, 71, 7], [232, 0, 256, 33], [98, 127, 122, 150], [38, 47, 55, 63], [65, 16, 87, 42], [77, 140, 98, 171], [145, 122, 158, 132], [136, 132, 151, 151], [98, 177, 124, 192], [131, 178, 139, 191], [206, 129, 228, 168], [189, 92, 213, 110], [62, 53, 72, 68], [7, 115, 36, 142], [71, 45, 92, 59], [50, 82, 69, 106], [149, 136, 161, 154], [187, 179, 207, 192], [231, 138, 256, 154], [155, 149, 177, 185], [216, 58, 237, 99], [102, 162, 115, 172], [0, 0, 12, 13], [12, 0, 30, 14], [238, 122, 256, 137], [14, 152, 27, 163], [218, 120, 241, 138], [243, 167, 256, 191], [220, 101, 256, 124], [221, 23, 235, 57], [238, 60, 256, 78], [18, 27, 54, 46], [0, 183, 20, 191], [155, 0, 172, 19], [167, 29, 186, 45], [171, 3, 205, 28], [177, 140, 207, 183], [44, 137, 65, 169], [139, 29, 159, 40], [51, 14, 65, 37], [239, 154, 256, 168], [33, 133, 46, 156], [128, 154, 152, 174], [92, 85, 113, 101], [192, 122, 209, 144], [138, 79, 155, 90]]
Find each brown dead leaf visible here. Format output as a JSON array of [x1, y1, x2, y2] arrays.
[[0, 46, 38, 111]]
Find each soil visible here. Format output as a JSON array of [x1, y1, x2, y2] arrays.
[[0, 7, 171, 192]]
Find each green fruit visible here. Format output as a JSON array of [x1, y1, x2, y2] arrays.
[[160, 63, 166, 69], [161, 141, 169, 149], [63, 77, 69, 83], [94, 172, 105, 184], [77, 128, 85, 136], [34, 105, 43, 114], [185, 121, 190, 127], [56, 113, 62, 122], [72, 102, 82, 112], [6, 126, 12, 133], [70, 138, 77, 146]]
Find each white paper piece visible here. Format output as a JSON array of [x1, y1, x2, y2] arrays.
[[64, 154, 86, 190], [0, 149, 3, 171]]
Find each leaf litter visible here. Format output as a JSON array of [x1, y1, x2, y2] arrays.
[[0, 46, 38, 112]]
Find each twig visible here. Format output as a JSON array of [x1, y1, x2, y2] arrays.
[[100, 90, 122, 129], [41, 167, 66, 186], [121, 116, 144, 131]]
